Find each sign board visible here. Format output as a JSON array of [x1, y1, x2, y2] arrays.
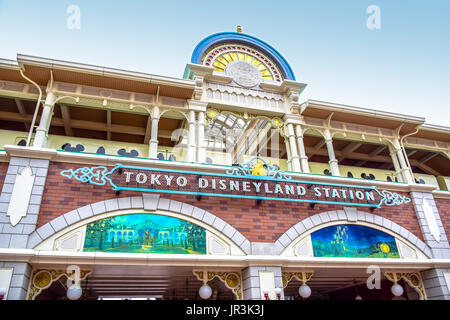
[[61, 157, 411, 208]]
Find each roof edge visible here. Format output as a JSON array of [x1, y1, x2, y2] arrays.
[[303, 99, 426, 124], [16, 54, 195, 89]]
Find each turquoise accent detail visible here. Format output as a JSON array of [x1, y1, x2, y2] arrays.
[[376, 190, 411, 206], [191, 32, 296, 81], [60, 162, 411, 208], [60, 166, 109, 186]]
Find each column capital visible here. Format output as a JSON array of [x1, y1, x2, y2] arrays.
[[323, 129, 332, 141], [186, 99, 208, 111], [282, 114, 303, 125]]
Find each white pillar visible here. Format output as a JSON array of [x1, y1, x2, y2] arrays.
[[187, 110, 197, 162], [324, 129, 341, 176], [33, 91, 56, 148], [197, 111, 206, 163], [392, 139, 414, 184], [286, 123, 301, 172], [388, 144, 403, 182], [284, 137, 292, 171], [148, 106, 159, 158], [295, 124, 309, 173]]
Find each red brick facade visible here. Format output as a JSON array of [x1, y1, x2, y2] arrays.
[[37, 161, 424, 242], [435, 198, 450, 242], [0, 162, 8, 193]]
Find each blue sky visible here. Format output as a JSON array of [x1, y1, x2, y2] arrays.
[[0, 0, 449, 126]]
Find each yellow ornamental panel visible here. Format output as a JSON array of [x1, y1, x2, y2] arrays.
[[230, 52, 239, 61], [257, 64, 266, 71], [238, 52, 245, 61], [213, 61, 226, 70], [217, 56, 229, 66], [223, 53, 233, 62]]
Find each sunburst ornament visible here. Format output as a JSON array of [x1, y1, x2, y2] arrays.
[[202, 44, 282, 82]]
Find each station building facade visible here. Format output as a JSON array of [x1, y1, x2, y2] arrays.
[[0, 30, 450, 300]]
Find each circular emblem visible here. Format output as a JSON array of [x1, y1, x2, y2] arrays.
[[226, 61, 262, 88], [225, 273, 239, 288], [33, 270, 52, 289]]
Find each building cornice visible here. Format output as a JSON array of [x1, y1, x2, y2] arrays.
[[0, 248, 449, 270]]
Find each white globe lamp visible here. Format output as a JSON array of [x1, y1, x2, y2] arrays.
[[298, 284, 311, 299], [67, 284, 83, 300], [199, 284, 212, 300], [391, 283, 404, 297]]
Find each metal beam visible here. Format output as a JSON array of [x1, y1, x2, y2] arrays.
[[106, 110, 111, 141], [410, 159, 441, 176], [59, 104, 73, 136], [356, 145, 387, 166], [0, 110, 173, 138], [369, 145, 387, 157], [143, 115, 151, 144], [418, 152, 439, 164], [337, 142, 362, 161], [313, 138, 326, 150], [14, 98, 29, 130]]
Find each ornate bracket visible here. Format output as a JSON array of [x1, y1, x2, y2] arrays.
[[226, 156, 291, 180], [384, 272, 427, 300], [27, 268, 91, 300], [193, 270, 243, 300], [282, 271, 314, 288]]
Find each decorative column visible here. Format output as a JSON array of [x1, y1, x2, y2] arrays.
[[197, 111, 206, 163], [187, 110, 197, 163], [148, 106, 160, 159], [284, 136, 292, 171], [388, 144, 403, 182], [286, 124, 301, 172], [32, 91, 57, 148], [324, 129, 340, 176], [295, 124, 309, 173], [392, 139, 414, 184]]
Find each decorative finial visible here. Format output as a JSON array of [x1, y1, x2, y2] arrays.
[[236, 25, 242, 33]]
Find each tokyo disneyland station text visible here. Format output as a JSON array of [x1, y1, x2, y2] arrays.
[[0, 26, 450, 301]]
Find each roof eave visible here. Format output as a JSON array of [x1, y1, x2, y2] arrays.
[[16, 54, 196, 90], [302, 99, 426, 124]]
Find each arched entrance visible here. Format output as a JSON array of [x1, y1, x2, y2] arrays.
[[26, 195, 249, 300]]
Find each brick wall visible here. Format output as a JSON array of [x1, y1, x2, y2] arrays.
[[37, 161, 423, 242], [0, 161, 9, 193], [435, 198, 450, 242]]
